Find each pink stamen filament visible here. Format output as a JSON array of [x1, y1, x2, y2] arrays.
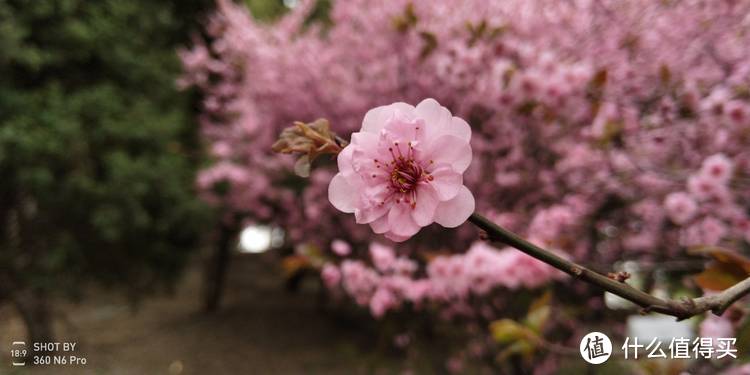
[[378, 141, 432, 209]]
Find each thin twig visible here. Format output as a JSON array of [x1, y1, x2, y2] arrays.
[[468, 213, 750, 320]]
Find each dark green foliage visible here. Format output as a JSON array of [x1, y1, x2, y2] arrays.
[[244, 0, 288, 20], [0, 0, 211, 302], [242, 0, 332, 23]]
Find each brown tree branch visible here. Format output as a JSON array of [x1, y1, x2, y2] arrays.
[[273, 121, 750, 320], [468, 213, 750, 320]]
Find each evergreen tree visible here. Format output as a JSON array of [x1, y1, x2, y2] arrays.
[[0, 0, 211, 344]]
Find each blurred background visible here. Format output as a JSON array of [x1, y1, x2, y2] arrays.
[[2, 0, 750, 374], [0, 1, 338, 373], [0, 1, 416, 374]]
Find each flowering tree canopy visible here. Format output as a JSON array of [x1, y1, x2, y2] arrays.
[[181, 0, 750, 371]]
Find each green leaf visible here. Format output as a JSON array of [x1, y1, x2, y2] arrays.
[[524, 291, 551, 333], [496, 340, 535, 363], [490, 319, 528, 344]]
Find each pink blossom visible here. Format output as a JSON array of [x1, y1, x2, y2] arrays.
[[503, 239, 566, 289], [724, 100, 749, 127], [682, 217, 728, 246], [700, 217, 729, 246], [340, 260, 380, 305], [369, 242, 396, 272], [426, 241, 563, 299], [321, 263, 341, 290], [663, 192, 698, 225], [394, 333, 410, 349], [735, 218, 750, 243], [699, 314, 734, 341], [687, 174, 730, 202], [210, 141, 232, 158], [331, 239, 351, 256], [390, 257, 418, 276], [370, 287, 398, 318], [528, 205, 575, 242], [700, 86, 731, 116], [700, 153, 734, 184], [182, 0, 750, 366], [402, 279, 431, 304], [446, 357, 464, 374], [328, 99, 475, 242], [723, 364, 750, 375]]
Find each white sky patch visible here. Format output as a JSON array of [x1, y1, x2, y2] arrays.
[[239, 225, 272, 253]]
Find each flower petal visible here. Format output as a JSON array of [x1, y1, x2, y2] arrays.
[[336, 144, 368, 192], [384, 231, 410, 242], [362, 103, 415, 134], [434, 185, 475, 228], [355, 199, 389, 224], [337, 145, 355, 177], [450, 116, 472, 142], [411, 185, 439, 226], [388, 202, 421, 237], [415, 98, 452, 141], [370, 214, 390, 234], [351, 131, 379, 148], [328, 173, 357, 213], [423, 135, 472, 173], [428, 164, 462, 201], [351, 131, 388, 176], [381, 115, 426, 146]]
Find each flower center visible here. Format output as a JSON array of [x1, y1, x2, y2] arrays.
[[373, 141, 433, 208], [390, 158, 424, 193]]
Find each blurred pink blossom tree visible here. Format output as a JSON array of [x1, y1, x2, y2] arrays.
[[181, 0, 750, 372]]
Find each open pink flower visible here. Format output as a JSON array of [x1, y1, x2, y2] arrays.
[[699, 153, 734, 184], [328, 98, 475, 242], [664, 192, 698, 225], [321, 263, 341, 290]]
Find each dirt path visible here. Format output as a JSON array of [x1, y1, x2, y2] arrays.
[[1, 252, 403, 375]]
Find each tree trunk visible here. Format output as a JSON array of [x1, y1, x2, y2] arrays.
[[202, 223, 235, 313], [12, 288, 55, 348]]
